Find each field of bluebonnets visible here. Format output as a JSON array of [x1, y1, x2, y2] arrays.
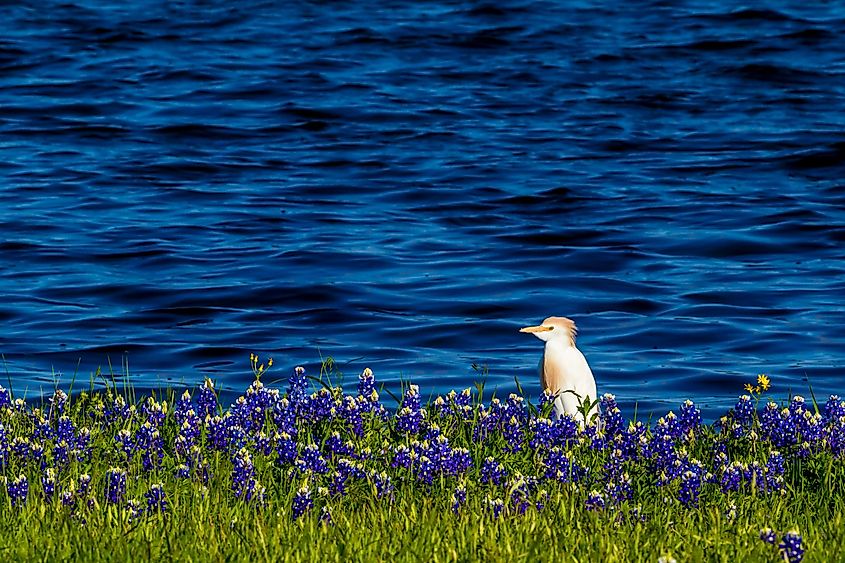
[[1, 357, 843, 562]]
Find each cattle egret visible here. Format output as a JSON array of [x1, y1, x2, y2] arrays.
[[520, 316, 598, 423]]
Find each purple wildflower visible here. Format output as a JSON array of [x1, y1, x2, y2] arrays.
[[452, 486, 467, 513], [585, 490, 605, 511], [197, 378, 218, 418], [779, 530, 804, 563], [481, 457, 507, 486], [106, 468, 127, 505], [145, 483, 168, 514], [760, 527, 777, 545], [8, 475, 28, 507], [291, 486, 313, 520]]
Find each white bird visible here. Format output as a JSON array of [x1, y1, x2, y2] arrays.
[[520, 316, 598, 423]]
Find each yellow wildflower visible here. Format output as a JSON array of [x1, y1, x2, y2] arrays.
[[757, 374, 771, 392]]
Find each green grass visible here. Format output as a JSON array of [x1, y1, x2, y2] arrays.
[[0, 366, 841, 562]]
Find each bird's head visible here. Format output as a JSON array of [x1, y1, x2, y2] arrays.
[[519, 316, 577, 345]]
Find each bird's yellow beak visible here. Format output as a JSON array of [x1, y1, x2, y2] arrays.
[[519, 325, 553, 333]]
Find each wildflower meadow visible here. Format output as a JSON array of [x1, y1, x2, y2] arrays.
[[0, 359, 842, 562]]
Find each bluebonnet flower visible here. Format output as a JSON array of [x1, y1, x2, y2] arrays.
[[301, 388, 334, 423], [444, 447, 472, 475], [599, 394, 624, 436], [391, 444, 412, 470], [115, 429, 135, 458], [56, 416, 76, 442], [272, 397, 298, 437], [529, 417, 557, 449], [760, 527, 777, 545], [197, 378, 218, 418], [357, 368, 383, 415], [329, 459, 365, 496], [287, 366, 308, 407], [505, 393, 528, 422], [543, 447, 581, 483], [396, 385, 425, 434], [291, 485, 313, 520], [733, 395, 754, 426], [253, 431, 275, 456], [176, 411, 203, 456], [229, 380, 275, 433], [451, 486, 467, 513], [33, 416, 53, 441], [145, 483, 168, 514], [764, 450, 785, 490], [0, 385, 11, 408], [433, 395, 450, 417], [472, 408, 495, 443], [61, 491, 76, 509], [653, 412, 684, 442], [605, 470, 633, 504], [300, 444, 329, 474], [142, 397, 166, 427], [789, 395, 807, 418], [0, 423, 7, 468], [319, 505, 332, 525], [126, 500, 143, 523], [503, 416, 523, 452], [370, 471, 394, 501], [454, 388, 473, 408], [106, 468, 127, 504], [555, 415, 580, 445], [174, 390, 194, 425], [8, 474, 28, 507], [232, 448, 260, 500], [416, 455, 436, 485], [275, 432, 298, 466], [481, 457, 507, 485], [135, 422, 164, 471], [779, 530, 804, 563], [175, 463, 191, 479], [824, 395, 845, 421], [49, 389, 68, 418], [723, 502, 737, 521], [509, 490, 532, 515], [539, 389, 556, 412], [72, 426, 92, 463], [678, 400, 702, 435], [759, 403, 798, 448], [340, 395, 365, 437], [324, 432, 355, 459], [678, 470, 701, 507], [720, 461, 745, 492], [41, 468, 57, 499], [78, 474, 91, 496], [507, 475, 540, 516], [206, 416, 229, 452], [31, 443, 46, 470], [105, 395, 133, 426], [585, 490, 605, 511], [486, 498, 505, 518]]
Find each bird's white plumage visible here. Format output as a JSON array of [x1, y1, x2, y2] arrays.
[[520, 316, 598, 423]]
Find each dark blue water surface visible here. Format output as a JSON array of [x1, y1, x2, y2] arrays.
[[2, 1, 845, 416]]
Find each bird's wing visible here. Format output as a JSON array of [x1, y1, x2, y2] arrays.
[[538, 354, 546, 390]]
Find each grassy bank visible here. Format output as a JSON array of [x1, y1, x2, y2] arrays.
[[0, 362, 840, 561]]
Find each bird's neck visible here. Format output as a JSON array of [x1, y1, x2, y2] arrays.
[[544, 339, 574, 353]]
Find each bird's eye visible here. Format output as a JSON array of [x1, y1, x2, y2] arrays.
[[548, 326, 554, 330]]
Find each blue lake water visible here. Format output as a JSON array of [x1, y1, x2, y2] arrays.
[[1, 0, 844, 417]]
